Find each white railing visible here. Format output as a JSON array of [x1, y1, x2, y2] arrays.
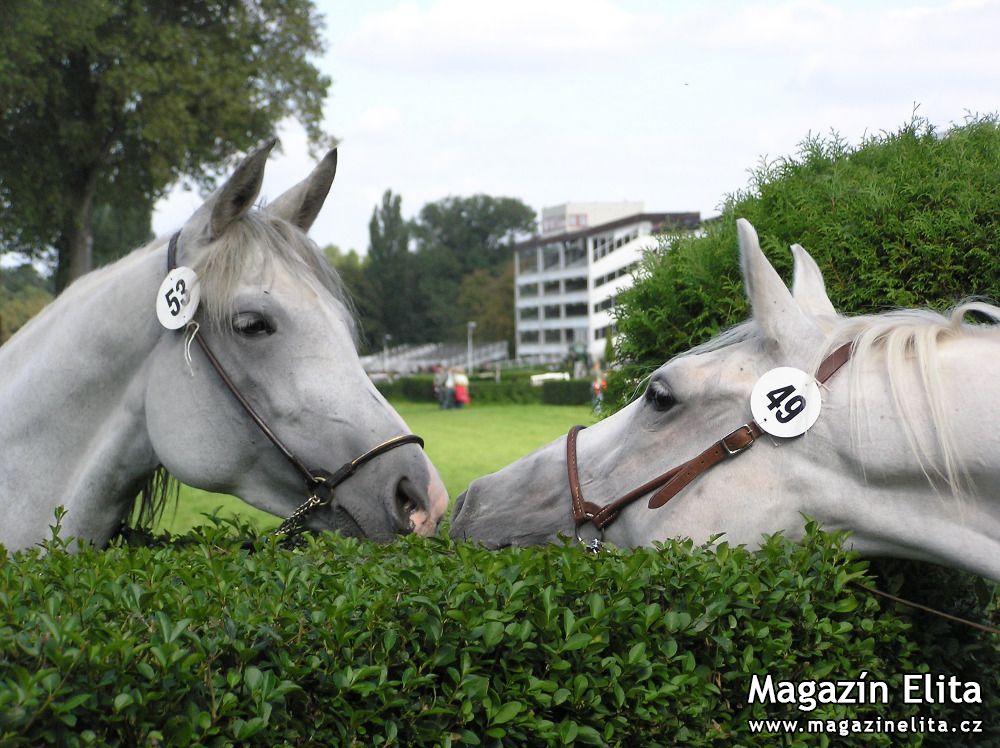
[[362, 341, 510, 375]]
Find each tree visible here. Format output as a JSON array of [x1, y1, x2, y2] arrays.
[[412, 195, 535, 340], [0, 0, 330, 290], [0, 263, 54, 343], [92, 200, 154, 267], [366, 190, 423, 345], [456, 264, 516, 354], [323, 244, 382, 351]]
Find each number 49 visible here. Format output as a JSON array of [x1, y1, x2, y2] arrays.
[[766, 384, 805, 423]]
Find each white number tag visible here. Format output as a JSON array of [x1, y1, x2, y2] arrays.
[[750, 367, 822, 438], [156, 267, 201, 330]]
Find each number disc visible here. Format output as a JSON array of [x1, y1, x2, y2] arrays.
[[749, 367, 822, 438], [155, 266, 201, 330]]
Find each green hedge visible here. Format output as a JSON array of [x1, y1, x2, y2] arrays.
[[608, 114, 1000, 410], [541, 379, 593, 406], [2, 520, 997, 746], [375, 376, 547, 405], [470, 380, 541, 405]]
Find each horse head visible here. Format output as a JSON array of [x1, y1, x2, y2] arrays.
[[144, 140, 449, 541], [451, 220, 1000, 580], [0, 140, 448, 550]]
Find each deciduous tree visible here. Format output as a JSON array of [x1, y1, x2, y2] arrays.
[[0, 0, 330, 290], [412, 195, 534, 341]]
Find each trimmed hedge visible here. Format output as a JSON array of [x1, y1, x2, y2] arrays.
[[470, 380, 541, 405], [541, 379, 593, 406], [375, 376, 548, 405], [401, 375, 436, 402], [2, 519, 997, 746]]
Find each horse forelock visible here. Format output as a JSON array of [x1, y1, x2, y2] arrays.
[[817, 301, 1000, 497], [187, 211, 357, 340]]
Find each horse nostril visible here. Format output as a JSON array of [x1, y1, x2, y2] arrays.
[[394, 479, 423, 531]]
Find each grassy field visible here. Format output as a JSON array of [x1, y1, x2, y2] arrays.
[[158, 401, 596, 534]]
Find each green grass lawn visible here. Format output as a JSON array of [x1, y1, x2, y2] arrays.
[[158, 401, 596, 534]]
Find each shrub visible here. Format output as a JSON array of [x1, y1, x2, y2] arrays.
[[400, 375, 437, 402], [607, 114, 1000, 410], [470, 380, 541, 405], [541, 379, 593, 406], [1, 520, 996, 746], [374, 380, 401, 400]]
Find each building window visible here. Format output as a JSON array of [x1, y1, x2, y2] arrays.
[[565, 239, 586, 267], [565, 303, 587, 318], [565, 329, 575, 342], [519, 306, 539, 321], [544, 305, 561, 319], [520, 330, 539, 344], [564, 276, 587, 292], [517, 247, 538, 275], [544, 329, 562, 343], [518, 283, 538, 298], [594, 297, 614, 313], [594, 324, 618, 340], [543, 280, 560, 295], [543, 245, 561, 270]]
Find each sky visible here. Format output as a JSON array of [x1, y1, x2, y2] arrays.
[[152, 0, 1000, 255]]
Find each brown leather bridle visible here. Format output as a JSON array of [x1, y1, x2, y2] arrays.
[[566, 342, 853, 548], [165, 232, 424, 537]]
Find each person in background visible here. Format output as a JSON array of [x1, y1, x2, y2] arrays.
[[433, 365, 447, 408], [443, 368, 457, 409], [591, 366, 606, 413], [454, 368, 470, 408]]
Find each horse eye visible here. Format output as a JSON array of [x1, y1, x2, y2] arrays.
[[644, 380, 676, 412], [232, 313, 275, 337]]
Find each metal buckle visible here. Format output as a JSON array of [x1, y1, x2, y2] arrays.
[[721, 424, 755, 456], [575, 513, 606, 553], [308, 475, 333, 507]]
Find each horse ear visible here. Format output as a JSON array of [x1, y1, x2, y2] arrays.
[[737, 219, 814, 348], [266, 148, 338, 232], [185, 138, 277, 243], [790, 243, 837, 318]]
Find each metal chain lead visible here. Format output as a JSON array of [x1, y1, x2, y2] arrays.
[[273, 479, 333, 538]]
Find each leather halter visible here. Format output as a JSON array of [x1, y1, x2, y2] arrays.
[[165, 232, 424, 536], [567, 342, 853, 538]]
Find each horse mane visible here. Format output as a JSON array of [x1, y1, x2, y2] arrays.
[[677, 300, 1000, 497], [129, 466, 179, 531], [188, 210, 358, 339], [817, 300, 1000, 496]]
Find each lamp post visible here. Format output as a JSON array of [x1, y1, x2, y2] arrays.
[[382, 333, 392, 373], [466, 321, 477, 374]]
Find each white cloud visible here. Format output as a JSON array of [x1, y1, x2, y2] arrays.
[[339, 0, 665, 74]]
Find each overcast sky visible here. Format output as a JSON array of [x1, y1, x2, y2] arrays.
[[152, 0, 1000, 255]]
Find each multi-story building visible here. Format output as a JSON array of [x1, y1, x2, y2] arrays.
[[513, 203, 700, 363]]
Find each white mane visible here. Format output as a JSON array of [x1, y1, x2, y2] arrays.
[[677, 300, 1000, 497], [818, 301, 1000, 496]]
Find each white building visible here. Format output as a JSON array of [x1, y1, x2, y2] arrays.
[[513, 203, 700, 363]]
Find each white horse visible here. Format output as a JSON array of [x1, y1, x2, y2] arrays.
[[451, 219, 1000, 580], [0, 140, 447, 551]]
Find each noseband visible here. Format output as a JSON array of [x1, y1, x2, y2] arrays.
[[165, 232, 424, 537], [566, 343, 853, 549]]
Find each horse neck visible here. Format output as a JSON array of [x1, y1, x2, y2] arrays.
[[831, 333, 1000, 579], [0, 245, 166, 549]]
